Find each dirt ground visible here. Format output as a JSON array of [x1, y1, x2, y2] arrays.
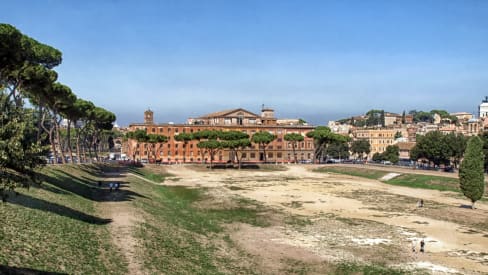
[[152, 164, 488, 274]]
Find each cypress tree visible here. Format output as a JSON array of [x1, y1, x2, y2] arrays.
[[459, 136, 485, 209]]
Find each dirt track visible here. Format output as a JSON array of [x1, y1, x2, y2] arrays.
[[159, 164, 488, 274]]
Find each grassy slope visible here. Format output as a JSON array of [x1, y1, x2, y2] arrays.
[[2, 164, 412, 274], [127, 168, 270, 274], [127, 166, 410, 275], [314, 166, 463, 193], [0, 164, 126, 274]]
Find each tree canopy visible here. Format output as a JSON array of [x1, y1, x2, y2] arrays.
[[306, 126, 348, 163], [284, 133, 304, 163], [410, 131, 465, 167], [1, 24, 116, 200], [459, 136, 485, 208], [251, 131, 276, 163], [351, 139, 371, 160]]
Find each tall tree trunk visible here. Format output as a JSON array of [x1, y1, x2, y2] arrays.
[[36, 103, 43, 142], [292, 142, 298, 164], [67, 119, 74, 163], [54, 117, 66, 164], [40, 113, 57, 164], [75, 127, 81, 164]]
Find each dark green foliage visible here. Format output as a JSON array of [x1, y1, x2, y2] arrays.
[[371, 146, 399, 164], [284, 132, 304, 163], [365, 109, 384, 127], [459, 136, 485, 208], [306, 126, 349, 163], [351, 139, 371, 160], [0, 98, 48, 201], [220, 131, 251, 169], [410, 131, 452, 166], [1, 23, 117, 197], [382, 145, 400, 164], [479, 132, 488, 171], [325, 140, 350, 159], [251, 131, 276, 163], [372, 152, 384, 162]]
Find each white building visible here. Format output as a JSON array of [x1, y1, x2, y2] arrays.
[[479, 96, 488, 118]]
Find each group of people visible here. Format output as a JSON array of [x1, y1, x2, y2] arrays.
[[109, 182, 120, 192], [97, 181, 120, 192], [412, 239, 426, 253]]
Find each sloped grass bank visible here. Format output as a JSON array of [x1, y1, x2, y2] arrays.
[[129, 176, 270, 274], [128, 166, 173, 183], [314, 166, 389, 180], [0, 164, 126, 274], [314, 166, 464, 193]]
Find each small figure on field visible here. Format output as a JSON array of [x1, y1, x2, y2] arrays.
[[115, 182, 120, 191], [109, 182, 114, 192], [411, 240, 416, 253], [98, 181, 102, 187], [417, 199, 424, 208], [420, 239, 425, 253]]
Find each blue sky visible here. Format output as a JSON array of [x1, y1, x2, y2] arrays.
[[3, 0, 488, 125]]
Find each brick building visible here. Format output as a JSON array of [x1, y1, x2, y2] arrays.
[[124, 108, 315, 163]]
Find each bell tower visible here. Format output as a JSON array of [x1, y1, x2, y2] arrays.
[[144, 109, 154, 124]]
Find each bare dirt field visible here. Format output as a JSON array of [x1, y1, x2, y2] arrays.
[[148, 164, 488, 274]]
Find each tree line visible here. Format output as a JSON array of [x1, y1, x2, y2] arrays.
[[1, 24, 116, 201]]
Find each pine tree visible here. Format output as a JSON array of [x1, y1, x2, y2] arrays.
[[459, 136, 485, 209]]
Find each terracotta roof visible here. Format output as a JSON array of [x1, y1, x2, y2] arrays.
[[197, 108, 260, 119]]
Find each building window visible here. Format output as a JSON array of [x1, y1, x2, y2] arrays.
[[268, 152, 273, 158], [224, 118, 231, 124], [242, 153, 247, 158], [277, 152, 282, 158], [250, 153, 256, 159]]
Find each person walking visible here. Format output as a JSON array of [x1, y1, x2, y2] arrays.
[[109, 182, 113, 192], [420, 239, 425, 253]]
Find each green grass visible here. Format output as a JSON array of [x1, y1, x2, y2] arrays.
[[313, 166, 468, 193], [0, 164, 127, 274], [386, 174, 460, 192], [129, 177, 271, 274], [128, 167, 172, 183], [314, 166, 388, 180]]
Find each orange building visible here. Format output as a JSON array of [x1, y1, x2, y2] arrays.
[[124, 108, 315, 164]]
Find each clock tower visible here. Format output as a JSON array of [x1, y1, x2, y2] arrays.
[[144, 109, 154, 124]]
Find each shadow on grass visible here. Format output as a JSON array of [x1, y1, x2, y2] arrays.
[[0, 265, 67, 275], [8, 193, 112, 225], [35, 169, 146, 203]]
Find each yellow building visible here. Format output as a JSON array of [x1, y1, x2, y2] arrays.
[[353, 128, 408, 159]]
